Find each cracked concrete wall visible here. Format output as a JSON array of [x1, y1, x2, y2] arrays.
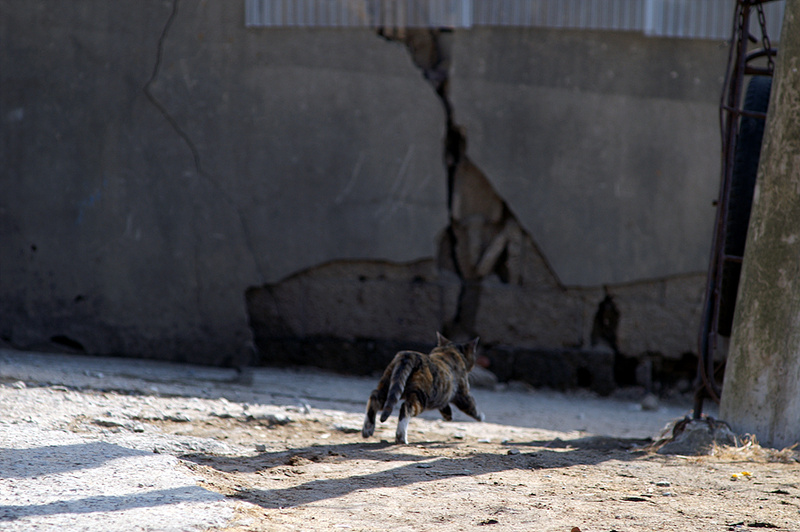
[[1, 0, 446, 362], [3, 1, 718, 385], [146, 2, 447, 282], [0, 1, 255, 362], [450, 28, 724, 287], [435, 27, 722, 367]]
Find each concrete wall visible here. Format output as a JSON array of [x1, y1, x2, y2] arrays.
[[451, 28, 723, 286], [1, 0, 725, 389]]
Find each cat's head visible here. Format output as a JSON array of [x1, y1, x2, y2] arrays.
[[436, 332, 480, 369]]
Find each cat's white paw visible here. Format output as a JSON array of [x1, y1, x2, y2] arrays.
[[396, 416, 410, 444]]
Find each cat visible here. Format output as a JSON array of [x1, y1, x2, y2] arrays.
[[361, 332, 484, 444]]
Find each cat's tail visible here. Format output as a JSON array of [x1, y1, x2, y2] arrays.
[[380, 352, 419, 422]]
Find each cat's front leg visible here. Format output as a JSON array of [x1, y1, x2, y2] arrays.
[[439, 404, 453, 421], [453, 392, 484, 422]]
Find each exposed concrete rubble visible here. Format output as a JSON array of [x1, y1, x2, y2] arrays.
[[653, 417, 739, 456]]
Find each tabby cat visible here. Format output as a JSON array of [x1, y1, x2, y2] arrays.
[[362, 333, 484, 444]]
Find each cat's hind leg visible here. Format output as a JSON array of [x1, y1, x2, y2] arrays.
[[395, 403, 410, 444], [395, 395, 424, 444], [439, 404, 453, 421]]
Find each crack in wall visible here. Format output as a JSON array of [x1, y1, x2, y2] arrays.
[[380, 27, 562, 339], [144, 0, 203, 174], [142, 0, 265, 286]]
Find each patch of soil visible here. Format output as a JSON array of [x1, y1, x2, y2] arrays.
[[149, 413, 800, 532]]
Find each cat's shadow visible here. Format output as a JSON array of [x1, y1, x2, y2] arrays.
[[183, 440, 436, 475], [183, 435, 648, 509]]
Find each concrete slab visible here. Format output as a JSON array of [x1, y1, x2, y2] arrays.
[[0, 426, 232, 532]]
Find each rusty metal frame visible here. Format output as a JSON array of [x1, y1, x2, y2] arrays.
[[694, 0, 779, 418]]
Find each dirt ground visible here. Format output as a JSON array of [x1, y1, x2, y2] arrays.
[[170, 412, 800, 532], [2, 350, 800, 531]]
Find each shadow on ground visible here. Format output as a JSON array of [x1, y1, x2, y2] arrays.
[[182, 435, 651, 509]]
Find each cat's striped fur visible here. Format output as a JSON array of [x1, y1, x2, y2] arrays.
[[362, 333, 484, 444]]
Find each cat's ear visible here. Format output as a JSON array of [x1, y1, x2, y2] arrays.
[[467, 337, 480, 353], [436, 332, 449, 346]]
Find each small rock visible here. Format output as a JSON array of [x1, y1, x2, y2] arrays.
[[93, 417, 127, 428], [507, 449, 520, 456], [641, 393, 659, 411], [469, 366, 499, 389], [164, 413, 192, 422], [250, 413, 292, 426], [10, 380, 26, 389], [655, 480, 671, 487], [289, 402, 311, 415], [656, 417, 737, 456], [505, 380, 535, 393], [286, 455, 314, 467]]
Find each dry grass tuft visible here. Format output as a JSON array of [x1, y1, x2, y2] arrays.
[[711, 434, 800, 463]]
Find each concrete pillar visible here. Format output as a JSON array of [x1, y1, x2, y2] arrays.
[[720, 0, 800, 448]]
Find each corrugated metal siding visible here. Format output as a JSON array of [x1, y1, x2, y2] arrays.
[[644, 0, 784, 40], [244, 0, 785, 40], [472, 0, 644, 31], [244, 0, 471, 28]]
